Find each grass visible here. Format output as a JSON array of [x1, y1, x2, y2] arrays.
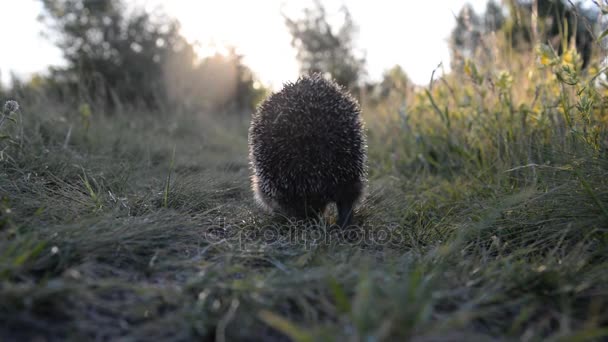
[[1, 43, 608, 341]]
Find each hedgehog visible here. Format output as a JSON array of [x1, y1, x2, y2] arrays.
[[248, 73, 367, 227]]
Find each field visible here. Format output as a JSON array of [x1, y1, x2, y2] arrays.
[[1, 46, 608, 341]]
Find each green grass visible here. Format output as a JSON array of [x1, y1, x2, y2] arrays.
[[1, 47, 608, 340]]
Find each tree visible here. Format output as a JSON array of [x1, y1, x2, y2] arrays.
[[379, 65, 410, 99], [38, 0, 266, 113], [284, 1, 365, 90], [450, 4, 483, 66], [39, 0, 185, 110], [450, 1, 503, 64], [484, 0, 506, 32]]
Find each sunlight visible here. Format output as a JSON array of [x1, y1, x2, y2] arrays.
[[153, 0, 299, 88], [1, 0, 493, 87], [147, 0, 490, 87]]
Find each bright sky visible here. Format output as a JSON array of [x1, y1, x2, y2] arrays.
[[0, 0, 490, 88]]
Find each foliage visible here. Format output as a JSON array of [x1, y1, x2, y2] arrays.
[[451, 3, 484, 63], [378, 65, 411, 100], [38, 0, 267, 113], [39, 0, 183, 110], [364, 65, 413, 109], [164, 47, 269, 113], [511, 0, 596, 68], [284, 0, 365, 90], [450, 0, 597, 69]]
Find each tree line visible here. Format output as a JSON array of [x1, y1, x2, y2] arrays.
[[3, 0, 602, 114]]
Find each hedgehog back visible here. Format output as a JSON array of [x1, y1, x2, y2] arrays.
[[249, 75, 366, 212]]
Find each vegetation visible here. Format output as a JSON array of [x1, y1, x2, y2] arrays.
[[38, 0, 266, 113], [450, 0, 597, 69], [284, 0, 365, 90], [1, 0, 608, 341]]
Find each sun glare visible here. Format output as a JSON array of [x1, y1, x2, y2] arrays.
[[147, 0, 491, 88], [0, 0, 492, 87], [152, 0, 299, 89]]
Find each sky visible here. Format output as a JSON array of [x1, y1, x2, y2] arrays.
[[0, 0, 490, 88]]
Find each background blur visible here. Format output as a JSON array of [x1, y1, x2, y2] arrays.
[[1, 0, 491, 88], [0, 0, 602, 115]]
